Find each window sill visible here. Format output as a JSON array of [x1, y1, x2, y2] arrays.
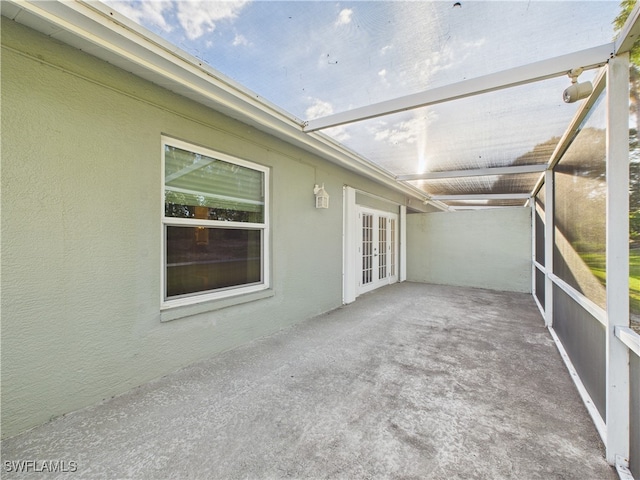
[[160, 288, 274, 322]]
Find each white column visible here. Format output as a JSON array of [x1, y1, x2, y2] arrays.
[[400, 205, 407, 282], [544, 170, 554, 327], [531, 200, 536, 297], [605, 52, 630, 467], [342, 186, 357, 304]]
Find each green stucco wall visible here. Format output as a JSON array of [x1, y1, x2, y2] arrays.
[[406, 208, 532, 293], [0, 18, 415, 438]]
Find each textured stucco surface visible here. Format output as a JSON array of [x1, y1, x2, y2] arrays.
[[406, 208, 532, 293], [0, 18, 425, 437], [0, 283, 615, 479]]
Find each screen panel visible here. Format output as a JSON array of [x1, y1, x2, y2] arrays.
[[553, 284, 606, 419], [553, 93, 606, 309]]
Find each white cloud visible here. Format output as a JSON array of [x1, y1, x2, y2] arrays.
[[378, 69, 389, 87], [372, 115, 433, 147], [232, 33, 250, 47], [104, 1, 173, 32], [325, 125, 351, 142], [305, 98, 334, 120], [335, 8, 353, 26], [413, 49, 454, 85], [176, 1, 250, 40], [463, 38, 486, 49], [305, 99, 350, 142]]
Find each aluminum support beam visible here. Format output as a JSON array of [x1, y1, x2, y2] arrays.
[[400, 205, 407, 282], [544, 170, 554, 327], [304, 44, 614, 132], [614, 0, 640, 56], [429, 193, 530, 201], [531, 200, 537, 304], [605, 53, 630, 467], [398, 164, 547, 181], [531, 68, 607, 198]]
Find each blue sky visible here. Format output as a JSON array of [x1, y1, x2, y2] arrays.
[[104, 1, 621, 174]]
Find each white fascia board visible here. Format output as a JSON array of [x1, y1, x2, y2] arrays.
[[614, 0, 640, 55], [398, 164, 547, 181], [4, 1, 430, 204], [430, 193, 531, 201], [304, 44, 614, 132], [425, 199, 451, 212]]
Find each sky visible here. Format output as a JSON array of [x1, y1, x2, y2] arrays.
[[104, 1, 622, 176]]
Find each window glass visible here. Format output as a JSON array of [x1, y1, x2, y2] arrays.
[[165, 145, 264, 223], [166, 227, 262, 298], [163, 139, 268, 304]]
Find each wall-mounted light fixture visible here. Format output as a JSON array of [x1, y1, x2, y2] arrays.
[[313, 184, 329, 209], [563, 67, 593, 103]]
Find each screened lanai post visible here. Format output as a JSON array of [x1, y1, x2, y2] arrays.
[[544, 170, 554, 327], [605, 52, 631, 468], [400, 205, 407, 282], [530, 200, 536, 303]]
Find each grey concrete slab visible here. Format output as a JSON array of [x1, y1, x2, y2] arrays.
[[2, 283, 616, 479]]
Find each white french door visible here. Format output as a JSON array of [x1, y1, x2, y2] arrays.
[[357, 207, 398, 295]]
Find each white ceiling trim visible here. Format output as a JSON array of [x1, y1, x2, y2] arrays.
[[430, 194, 531, 201], [398, 164, 547, 182]]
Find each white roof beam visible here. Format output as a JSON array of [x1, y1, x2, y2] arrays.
[[304, 44, 613, 132], [398, 164, 547, 181], [614, 0, 640, 55], [449, 205, 517, 210], [430, 194, 531, 201]]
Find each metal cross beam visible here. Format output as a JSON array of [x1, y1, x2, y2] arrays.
[[398, 164, 547, 181], [304, 43, 614, 132], [429, 193, 531, 201]]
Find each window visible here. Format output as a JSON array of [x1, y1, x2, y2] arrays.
[[162, 137, 269, 307]]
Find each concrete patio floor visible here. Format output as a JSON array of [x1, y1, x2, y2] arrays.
[[1, 283, 616, 479]]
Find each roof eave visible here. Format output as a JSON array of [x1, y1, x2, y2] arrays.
[[1, 0, 435, 207]]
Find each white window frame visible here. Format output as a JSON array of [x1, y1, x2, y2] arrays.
[[161, 136, 270, 309]]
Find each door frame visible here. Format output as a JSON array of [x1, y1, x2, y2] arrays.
[[342, 186, 405, 304], [356, 206, 399, 296]]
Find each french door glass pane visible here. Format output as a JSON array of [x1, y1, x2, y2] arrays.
[[378, 217, 387, 280], [362, 214, 373, 285]]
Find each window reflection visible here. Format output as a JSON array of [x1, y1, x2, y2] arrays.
[[166, 226, 262, 298]]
